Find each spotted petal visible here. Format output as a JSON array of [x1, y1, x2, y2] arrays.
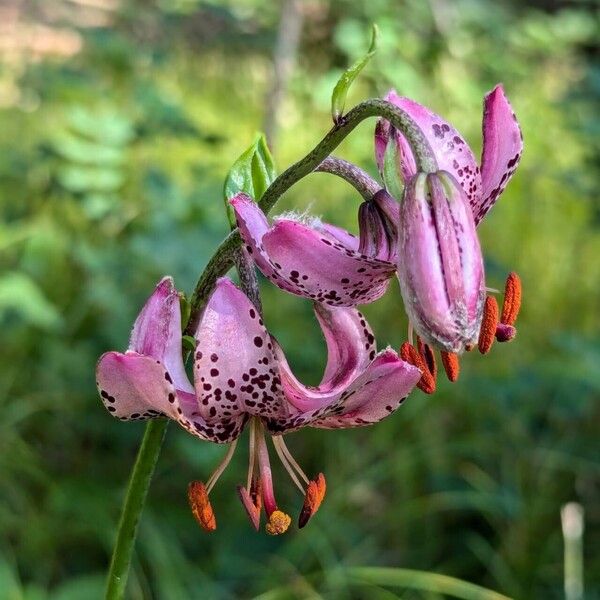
[[263, 307, 418, 433], [476, 84, 523, 225], [379, 90, 482, 209], [193, 278, 287, 427], [310, 350, 421, 429], [96, 352, 246, 443], [231, 194, 395, 307], [128, 276, 191, 392], [274, 303, 377, 413]]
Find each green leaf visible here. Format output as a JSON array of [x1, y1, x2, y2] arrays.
[[347, 567, 513, 600], [223, 133, 276, 227], [331, 24, 379, 123]]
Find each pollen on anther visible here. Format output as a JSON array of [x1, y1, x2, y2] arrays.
[[188, 481, 216, 532], [478, 295, 499, 355], [501, 272, 522, 326], [440, 351, 460, 382], [265, 510, 291, 535], [298, 473, 327, 528], [400, 342, 435, 394]]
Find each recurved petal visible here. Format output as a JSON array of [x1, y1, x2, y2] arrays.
[[262, 220, 395, 306], [310, 350, 421, 429], [273, 304, 377, 414], [128, 276, 192, 394], [384, 90, 482, 209], [232, 194, 395, 306], [476, 84, 523, 225], [193, 278, 287, 424], [96, 351, 246, 443]]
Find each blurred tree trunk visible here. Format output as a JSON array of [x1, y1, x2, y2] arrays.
[[263, 0, 304, 152]]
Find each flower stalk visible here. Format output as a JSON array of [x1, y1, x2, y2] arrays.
[[104, 418, 168, 600]]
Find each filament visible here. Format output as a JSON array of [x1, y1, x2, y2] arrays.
[[272, 436, 306, 495], [206, 438, 238, 494], [275, 435, 310, 485], [247, 418, 258, 490]]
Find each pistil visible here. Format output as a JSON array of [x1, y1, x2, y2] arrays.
[[256, 423, 291, 535]]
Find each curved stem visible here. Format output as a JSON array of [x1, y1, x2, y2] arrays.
[[315, 156, 381, 200], [104, 419, 168, 600], [186, 98, 436, 333]]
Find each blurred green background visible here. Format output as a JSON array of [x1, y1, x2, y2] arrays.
[[1, 0, 598, 598]]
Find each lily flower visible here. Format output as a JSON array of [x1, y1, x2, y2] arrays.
[[375, 85, 523, 384], [96, 276, 421, 534], [231, 190, 398, 307]]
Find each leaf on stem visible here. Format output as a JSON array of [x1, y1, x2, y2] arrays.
[[223, 133, 276, 227], [331, 24, 379, 124]]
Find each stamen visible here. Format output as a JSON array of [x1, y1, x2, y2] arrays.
[[440, 351, 460, 382], [400, 342, 435, 394], [407, 322, 414, 346], [272, 436, 306, 494], [298, 473, 327, 528], [256, 422, 291, 534], [486, 286, 500, 294], [188, 481, 216, 532], [478, 295, 499, 355], [501, 272, 522, 326], [274, 436, 310, 485], [247, 418, 257, 490], [417, 336, 437, 381], [206, 439, 238, 493], [266, 510, 292, 536]]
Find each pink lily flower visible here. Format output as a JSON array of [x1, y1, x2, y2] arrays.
[[375, 84, 523, 226], [96, 277, 420, 534], [231, 190, 398, 306], [375, 84, 523, 382]]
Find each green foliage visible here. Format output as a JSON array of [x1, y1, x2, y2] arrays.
[[0, 0, 598, 599], [331, 23, 379, 123], [223, 133, 276, 225]]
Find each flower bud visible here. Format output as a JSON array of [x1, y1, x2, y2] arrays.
[[397, 171, 485, 353], [358, 189, 399, 263]]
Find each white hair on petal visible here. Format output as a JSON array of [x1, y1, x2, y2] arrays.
[[274, 204, 324, 229]]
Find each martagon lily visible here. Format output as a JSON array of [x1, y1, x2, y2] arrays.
[[375, 85, 523, 387], [96, 276, 420, 534], [233, 85, 523, 391]]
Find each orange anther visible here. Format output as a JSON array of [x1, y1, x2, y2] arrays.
[[417, 336, 437, 381], [440, 351, 460, 382], [478, 295, 499, 355], [188, 481, 216, 532], [400, 342, 436, 394], [265, 510, 291, 535], [299, 473, 327, 528], [501, 272, 522, 326]]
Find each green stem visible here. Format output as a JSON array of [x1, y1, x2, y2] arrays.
[[105, 419, 168, 600], [315, 156, 381, 200], [185, 98, 436, 334]]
